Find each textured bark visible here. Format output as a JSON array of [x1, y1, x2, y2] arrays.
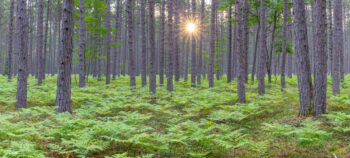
[[236, 0, 246, 103], [159, 0, 165, 85], [113, 0, 122, 79], [257, 0, 267, 95], [7, 0, 15, 81], [251, 24, 260, 83], [174, 0, 180, 82], [127, 0, 136, 87], [227, 6, 232, 83], [140, 0, 147, 86], [208, 0, 216, 88], [292, 0, 313, 116], [56, 0, 74, 113], [313, 0, 327, 116], [243, 0, 250, 83], [281, 0, 288, 89], [166, 0, 174, 91], [149, 0, 156, 93], [191, 0, 197, 87], [332, 0, 343, 95], [78, 0, 86, 87], [37, 0, 44, 85], [42, 0, 50, 81], [328, 0, 333, 74], [197, 0, 205, 84], [16, 0, 28, 109], [105, 0, 111, 84]]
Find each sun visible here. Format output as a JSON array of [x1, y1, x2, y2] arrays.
[[186, 22, 196, 33]]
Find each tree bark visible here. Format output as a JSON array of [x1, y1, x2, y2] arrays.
[[105, 0, 111, 84], [208, 0, 216, 88], [166, 0, 174, 91], [140, 0, 147, 86], [78, 0, 86, 87], [227, 6, 232, 83], [332, 0, 343, 95], [258, 0, 267, 95], [37, 0, 44, 85], [16, 0, 28, 109], [191, 0, 197, 87], [236, 0, 246, 103], [56, 0, 74, 113], [281, 0, 288, 89], [127, 0, 136, 87], [149, 0, 156, 93], [292, 0, 313, 116], [312, 0, 327, 116], [159, 0, 165, 85], [7, 0, 15, 81]]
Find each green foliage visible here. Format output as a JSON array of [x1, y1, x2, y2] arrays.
[[0, 75, 350, 157]]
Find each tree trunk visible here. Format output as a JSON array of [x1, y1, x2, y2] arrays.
[[197, 0, 205, 85], [313, 0, 327, 116], [78, 0, 86, 87], [166, 0, 174, 91], [208, 0, 216, 88], [243, 0, 250, 83], [159, 0, 165, 85], [257, 0, 267, 95], [140, 0, 147, 86], [7, 0, 15, 81], [56, 0, 74, 113], [292, 0, 313, 116], [105, 0, 111, 84], [127, 0, 136, 87], [281, 0, 288, 90], [236, 0, 246, 103], [191, 0, 197, 87], [42, 0, 50, 81], [16, 0, 28, 109], [37, 0, 44, 85], [149, 0, 156, 93], [227, 6, 232, 83], [174, 0, 180, 82], [332, 0, 343, 95]]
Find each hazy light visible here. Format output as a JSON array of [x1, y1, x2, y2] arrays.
[[186, 23, 196, 33]]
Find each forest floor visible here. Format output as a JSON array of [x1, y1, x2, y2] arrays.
[[0, 75, 350, 157]]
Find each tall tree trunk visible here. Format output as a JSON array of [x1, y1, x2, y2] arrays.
[[105, 0, 111, 84], [243, 0, 250, 83], [281, 0, 288, 89], [42, 0, 50, 81], [191, 0, 197, 87], [174, 0, 180, 82], [208, 0, 216, 88], [149, 0, 156, 93], [16, 0, 28, 108], [113, 1, 122, 79], [328, 0, 333, 74], [197, 0, 205, 84], [332, 0, 343, 95], [78, 0, 86, 87], [7, 0, 15, 81], [37, 0, 44, 85], [56, 0, 74, 113], [140, 0, 147, 86], [227, 6, 232, 83], [159, 0, 165, 85], [127, 0, 136, 87], [257, 0, 267, 95], [236, 0, 246, 103], [313, 0, 327, 116], [292, 0, 313, 116], [166, 0, 174, 91]]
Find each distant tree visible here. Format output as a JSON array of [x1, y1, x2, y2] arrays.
[[149, 0, 156, 93], [281, 0, 288, 89], [198, 0, 205, 85], [105, 0, 111, 84], [37, 0, 44, 85], [127, 0, 136, 88], [16, 0, 28, 109], [174, 0, 180, 82], [7, 0, 15, 81], [258, 0, 267, 95], [167, 0, 174, 91], [227, 5, 232, 83], [191, 0, 197, 87], [42, 0, 51, 81], [79, 0, 86, 87], [159, 0, 165, 85], [332, 0, 343, 95], [141, 0, 147, 86], [56, 0, 74, 113], [208, 0, 216, 88]]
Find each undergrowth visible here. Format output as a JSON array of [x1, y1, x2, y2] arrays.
[[0, 75, 350, 157]]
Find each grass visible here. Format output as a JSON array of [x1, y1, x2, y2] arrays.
[[0, 74, 350, 157]]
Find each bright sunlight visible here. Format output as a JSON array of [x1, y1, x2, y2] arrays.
[[186, 22, 196, 33]]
